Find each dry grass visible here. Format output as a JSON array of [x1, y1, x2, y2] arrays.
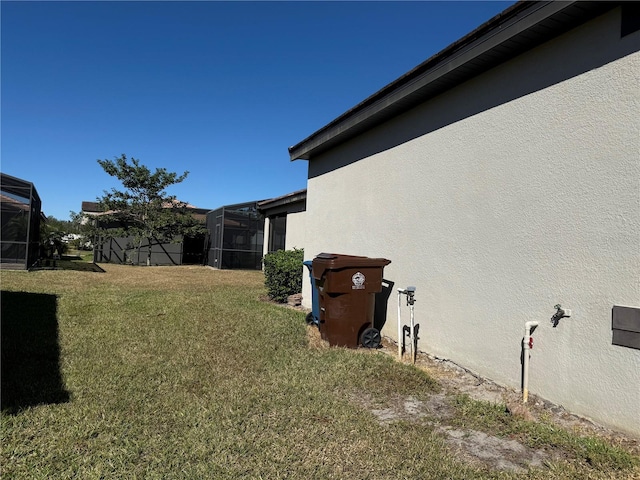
[[1, 264, 638, 479]]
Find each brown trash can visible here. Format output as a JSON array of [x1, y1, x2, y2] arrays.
[[312, 253, 391, 348]]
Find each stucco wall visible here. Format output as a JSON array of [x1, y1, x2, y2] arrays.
[[284, 210, 306, 251], [301, 8, 640, 434]]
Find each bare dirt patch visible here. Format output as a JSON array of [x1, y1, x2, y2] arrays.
[[349, 390, 556, 473], [351, 392, 451, 425], [441, 427, 549, 472]]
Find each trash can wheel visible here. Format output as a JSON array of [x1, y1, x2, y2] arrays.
[[305, 312, 315, 325], [360, 327, 381, 349]]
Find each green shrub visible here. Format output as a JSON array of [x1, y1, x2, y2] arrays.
[[263, 248, 304, 303]]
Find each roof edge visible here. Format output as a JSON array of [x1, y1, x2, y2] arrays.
[[288, 1, 616, 161], [257, 188, 307, 210]]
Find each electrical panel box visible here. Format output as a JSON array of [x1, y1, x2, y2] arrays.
[[612, 305, 640, 350]]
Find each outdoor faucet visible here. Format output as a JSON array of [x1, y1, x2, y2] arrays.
[[551, 304, 571, 327]]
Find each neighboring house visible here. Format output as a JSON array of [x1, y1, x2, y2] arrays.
[[0, 173, 43, 270], [81, 201, 210, 266], [289, 2, 640, 435], [258, 189, 307, 256]]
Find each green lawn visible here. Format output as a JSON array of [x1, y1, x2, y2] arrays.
[[1, 264, 638, 479]]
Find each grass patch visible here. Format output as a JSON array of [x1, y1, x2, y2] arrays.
[[1, 265, 638, 479], [450, 394, 639, 475]]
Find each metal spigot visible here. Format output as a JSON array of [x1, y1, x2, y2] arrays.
[[551, 304, 571, 327]]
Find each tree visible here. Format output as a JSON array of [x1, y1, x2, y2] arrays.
[[40, 223, 67, 259], [93, 154, 206, 266]]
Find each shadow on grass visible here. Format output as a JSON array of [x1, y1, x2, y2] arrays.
[[1, 291, 70, 413], [57, 259, 105, 272], [36, 256, 105, 273]]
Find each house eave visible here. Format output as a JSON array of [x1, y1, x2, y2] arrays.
[[288, 1, 617, 162], [257, 189, 307, 212]]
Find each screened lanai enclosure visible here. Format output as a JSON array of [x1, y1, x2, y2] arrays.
[[0, 173, 42, 270], [83, 201, 210, 266], [93, 234, 207, 266], [205, 201, 264, 270]]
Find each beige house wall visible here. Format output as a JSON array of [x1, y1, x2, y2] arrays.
[[285, 210, 306, 252], [301, 8, 640, 434]]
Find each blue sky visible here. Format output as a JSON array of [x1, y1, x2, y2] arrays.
[[2, 1, 514, 220]]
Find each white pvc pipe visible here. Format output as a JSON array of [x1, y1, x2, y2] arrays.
[[397, 289, 404, 360], [522, 320, 539, 403]]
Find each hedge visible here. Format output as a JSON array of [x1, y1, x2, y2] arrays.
[[263, 248, 304, 303]]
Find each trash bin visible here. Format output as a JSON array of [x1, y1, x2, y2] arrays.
[[303, 260, 319, 326], [312, 253, 391, 348]]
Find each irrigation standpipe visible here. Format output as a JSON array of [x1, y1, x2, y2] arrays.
[[522, 321, 539, 403], [397, 287, 417, 363], [397, 289, 403, 360]]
